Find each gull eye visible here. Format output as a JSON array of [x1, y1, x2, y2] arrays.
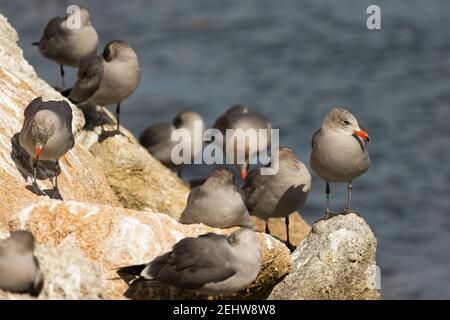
[[342, 120, 350, 125]]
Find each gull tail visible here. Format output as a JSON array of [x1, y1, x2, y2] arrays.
[[60, 87, 73, 98], [116, 264, 147, 276]]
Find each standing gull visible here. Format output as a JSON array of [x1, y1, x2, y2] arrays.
[[68, 40, 141, 132], [180, 167, 254, 229], [212, 105, 272, 180], [32, 6, 98, 89], [0, 231, 44, 297], [139, 110, 204, 177], [19, 97, 74, 189], [117, 228, 261, 296], [243, 147, 311, 250], [310, 108, 371, 216]]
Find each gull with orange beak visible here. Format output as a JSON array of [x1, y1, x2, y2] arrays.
[[310, 108, 371, 217], [212, 105, 272, 181], [19, 97, 74, 190]]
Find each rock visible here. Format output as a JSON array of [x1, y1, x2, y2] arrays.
[[8, 200, 291, 300], [251, 213, 311, 247], [269, 213, 381, 300], [0, 290, 36, 300], [77, 106, 190, 219], [35, 240, 105, 299], [0, 14, 120, 232]]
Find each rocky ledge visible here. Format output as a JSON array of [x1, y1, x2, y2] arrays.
[[0, 13, 380, 300]]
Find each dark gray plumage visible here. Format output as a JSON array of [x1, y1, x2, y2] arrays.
[[68, 40, 141, 132], [33, 7, 98, 88], [243, 147, 311, 249], [19, 97, 74, 188], [0, 231, 44, 297], [117, 228, 261, 295], [180, 167, 254, 229], [212, 105, 272, 180], [310, 108, 371, 215], [139, 110, 204, 177]]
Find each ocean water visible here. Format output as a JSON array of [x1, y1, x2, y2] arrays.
[[1, 0, 450, 299]]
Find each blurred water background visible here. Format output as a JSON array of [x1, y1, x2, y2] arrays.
[[1, 0, 450, 299]]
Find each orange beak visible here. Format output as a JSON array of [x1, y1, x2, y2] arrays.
[[240, 169, 247, 181], [35, 147, 41, 158], [354, 129, 371, 142]]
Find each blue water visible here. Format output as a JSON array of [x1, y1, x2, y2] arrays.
[[1, 0, 450, 299]]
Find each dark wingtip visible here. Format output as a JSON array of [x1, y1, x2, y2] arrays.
[[115, 264, 147, 276], [59, 87, 73, 98]]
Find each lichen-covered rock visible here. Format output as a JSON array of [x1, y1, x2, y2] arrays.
[[77, 106, 190, 219], [8, 200, 291, 300], [269, 213, 381, 300], [251, 213, 311, 247], [35, 239, 105, 300]]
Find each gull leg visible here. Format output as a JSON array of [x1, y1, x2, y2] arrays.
[[32, 158, 38, 186], [324, 182, 337, 220], [285, 216, 295, 252], [325, 181, 331, 214], [53, 159, 60, 190], [177, 166, 183, 179], [115, 102, 121, 132], [60, 65, 65, 89], [346, 181, 353, 214], [101, 106, 106, 132], [265, 221, 270, 235]]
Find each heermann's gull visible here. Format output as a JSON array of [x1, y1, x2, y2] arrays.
[[139, 110, 204, 177], [243, 147, 311, 250], [68, 40, 141, 132], [212, 105, 272, 180], [180, 167, 254, 229], [0, 231, 44, 297], [117, 228, 261, 296], [19, 97, 74, 189], [32, 6, 98, 89], [310, 107, 371, 217]]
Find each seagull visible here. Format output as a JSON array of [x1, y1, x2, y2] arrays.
[[0, 231, 44, 297], [19, 97, 74, 190], [32, 6, 98, 89], [180, 167, 254, 229], [310, 107, 371, 217], [243, 147, 311, 250], [139, 110, 204, 177], [212, 105, 272, 180], [68, 40, 141, 132], [117, 228, 261, 296]]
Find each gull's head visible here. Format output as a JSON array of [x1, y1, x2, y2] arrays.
[[31, 111, 56, 159], [66, 6, 91, 26], [207, 167, 235, 185], [323, 108, 371, 142], [103, 40, 137, 62], [228, 228, 260, 255], [9, 230, 36, 252], [173, 110, 203, 129], [79, 7, 91, 25]]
